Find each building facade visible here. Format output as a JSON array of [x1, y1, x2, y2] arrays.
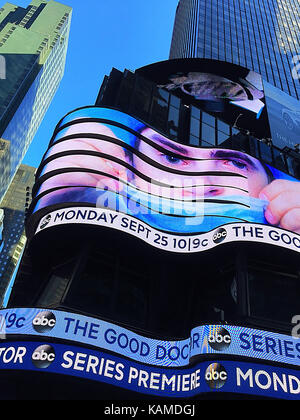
[[169, 0, 300, 99], [0, 0, 72, 201], [0, 1, 300, 401], [0, 163, 35, 305], [1, 60, 299, 399]]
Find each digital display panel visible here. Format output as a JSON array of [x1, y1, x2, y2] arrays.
[[28, 107, 300, 253], [137, 58, 300, 151], [1, 307, 300, 369], [263, 80, 300, 149], [137, 59, 271, 139], [0, 339, 299, 399]]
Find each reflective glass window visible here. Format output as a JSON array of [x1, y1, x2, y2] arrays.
[[201, 122, 216, 145], [168, 105, 180, 139], [202, 112, 215, 128], [248, 267, 300, 325], [190, 116, 200, 137]]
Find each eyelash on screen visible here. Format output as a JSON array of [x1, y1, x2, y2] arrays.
[[158, 153, 252, 172], [160, 154, 187, 164], [223, 159, 250, 170]]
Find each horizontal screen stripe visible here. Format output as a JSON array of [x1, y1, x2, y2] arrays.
[[38, 143, 248, 180], [38, 152, 248, 182], [50, 118, 258, 174], [34, 177, 249, 203], [48, 132, 252, 169], [32, 188, 251, 220], [32, 162, 249, 199], [50, 129, 206, 163]]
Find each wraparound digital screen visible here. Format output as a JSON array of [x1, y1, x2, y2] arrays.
[[137, 59, 270, 139], [27, 107, 300, 253], [1, 308, 300, 368], [137, 58, 300, 150], [0, 340, 299, 399]]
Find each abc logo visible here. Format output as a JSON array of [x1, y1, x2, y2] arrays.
[[212, 228, 227, 244], [40, 215, 51, 229], [205, 363, 227, 389], [32, 345, 56, 369], [33, 311, 56, 333], [208, 327, 231, 351]]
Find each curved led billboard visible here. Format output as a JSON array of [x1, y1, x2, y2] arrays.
[[1, 307, 300, 369], [26, 107, 300, 254], [137, 59, 270, 140], [0, 340, 300, 399], [137, 59, 300, 150], [0, 308, 299, 399]]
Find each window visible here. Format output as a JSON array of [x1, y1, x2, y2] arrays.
[[191, 265, 238, 327], [272, 148, 286, 172], [64, 250, 149, 328], [37, 259, 74, 307], [168, 105, 179, 139], [190, 116, 200, 137], [130, 76, 152, 121], [189, 134, 199, 146], [217, 120, 230, 136], [247, 265, 300, 326], [64, 251, 116, 316], [170, 94, 180, 109], [191, 105, 200, 119], [202, 112, 216, 127], [201, 123, 216, 145], [217, 131, 229, 147], [116, 267, 147, 324], [149, 88, 169, 132], [259, 141, 272, 164], [116, 72, 135, 111], [286, 154, 300, 178]]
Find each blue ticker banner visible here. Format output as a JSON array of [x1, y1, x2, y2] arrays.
[[0, 340, 299, 399], [1, 308, 300, 369]]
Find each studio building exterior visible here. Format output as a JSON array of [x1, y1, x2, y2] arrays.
[[0, 1, 300, 401]]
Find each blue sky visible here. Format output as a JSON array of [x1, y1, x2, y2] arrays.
[[14, 0, 179, 167]]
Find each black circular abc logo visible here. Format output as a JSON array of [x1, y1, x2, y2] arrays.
[[212, 228, 227, 244], [40, 215, 51, 229], [208, 327, 231, 351], [32, 311, 56, 333], [32, 345, 56, 369], [205, 363, 228, 390]]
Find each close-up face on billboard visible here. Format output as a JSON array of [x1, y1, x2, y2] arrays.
[[29, 107, 300, 253]]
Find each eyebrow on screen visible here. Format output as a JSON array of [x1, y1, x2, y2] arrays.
[[151, 135, 190, 156], [211, 149, 259, 169]]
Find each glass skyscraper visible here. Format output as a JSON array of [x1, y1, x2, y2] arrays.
[[170, 0, 300, 99], [0, 0, 72, 202], [0, 163, 35, 304], [0, 0, 72, 305]]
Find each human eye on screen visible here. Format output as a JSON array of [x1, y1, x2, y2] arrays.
[[224, 159, 248, 170], [217, 156, 253, 173], [159, 153, 189, 167]]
